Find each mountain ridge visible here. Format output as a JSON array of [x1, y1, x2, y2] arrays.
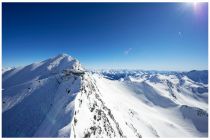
[[2, 54, 208, 137]]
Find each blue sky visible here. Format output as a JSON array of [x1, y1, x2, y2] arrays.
[[2, 3, 208, 70]]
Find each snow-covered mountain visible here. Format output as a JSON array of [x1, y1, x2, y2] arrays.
[[2, 54, 208, 137], [2, 67, 13, 74]]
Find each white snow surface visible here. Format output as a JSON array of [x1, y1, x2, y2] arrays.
[[2, 54, 208, 137]]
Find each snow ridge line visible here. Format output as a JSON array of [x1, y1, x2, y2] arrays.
[[89, 75, 126, 137], [72, 74, 126, 137]]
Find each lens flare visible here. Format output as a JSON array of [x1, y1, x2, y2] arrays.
[[193, 2, 198, 10]]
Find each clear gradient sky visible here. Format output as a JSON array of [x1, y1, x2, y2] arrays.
[[2, 3, 208, 70]]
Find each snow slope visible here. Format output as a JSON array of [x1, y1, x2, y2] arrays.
[[2, 54, 208, 137], [71, 73, 208, 137], [2, 54, 84, 137], [2, 67, 13, 74]]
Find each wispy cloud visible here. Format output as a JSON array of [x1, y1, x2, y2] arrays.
[[178, 31, 183, 38], [124, 48, 132, 55]]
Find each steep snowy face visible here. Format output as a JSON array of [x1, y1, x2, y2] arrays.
[[2, 67, 13, 74], [71, 74, 127, 138], [184, 70, 208, 84], [2, 53, 84, 89], [46, 53, 84, 73], [2, 54, 84, 137]]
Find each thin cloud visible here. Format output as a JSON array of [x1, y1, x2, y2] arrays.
[[178, 31, 183, 37], [124, 48, 132, 55]]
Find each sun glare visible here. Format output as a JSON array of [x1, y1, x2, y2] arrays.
[[193, 2, 198, 9]]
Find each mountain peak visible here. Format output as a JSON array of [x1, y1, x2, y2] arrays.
[[48, 53, 84, 72], [53, 53, 71, 60], [2, 53, 84, 88], [56, 53, 69, 57]]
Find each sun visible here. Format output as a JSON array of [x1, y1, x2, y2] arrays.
[[190, 2, 202, 12], [185, 2, 200, 10], [193, 2, 198, 8]]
